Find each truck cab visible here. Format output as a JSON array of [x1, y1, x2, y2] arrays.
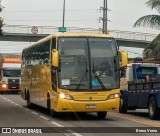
[[0, 58, 21, 93]]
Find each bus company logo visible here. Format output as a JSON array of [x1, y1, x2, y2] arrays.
[[2, 128, 11, 133]]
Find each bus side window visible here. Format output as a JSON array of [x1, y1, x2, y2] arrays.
[[52, 38, 56, 49]]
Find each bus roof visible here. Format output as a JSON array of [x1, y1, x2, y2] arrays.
[[53, 32, 113, 38], [23, 32, 113, 51]]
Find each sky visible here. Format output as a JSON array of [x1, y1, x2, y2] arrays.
[[0, 0, 160, 57]]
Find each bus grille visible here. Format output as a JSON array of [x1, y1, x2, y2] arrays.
[[8, 79, 20, 89]]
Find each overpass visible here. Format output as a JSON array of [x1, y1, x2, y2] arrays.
[[0, 25, 158, 48]]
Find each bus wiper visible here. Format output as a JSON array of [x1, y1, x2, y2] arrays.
[[92, 62, 107, 90], [76, 62, 88, 90]]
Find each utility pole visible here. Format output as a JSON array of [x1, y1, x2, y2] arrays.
[[62, 0, 65, 27], [99, 0, 108, 34]]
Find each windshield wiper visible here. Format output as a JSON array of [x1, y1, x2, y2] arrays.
[[76, 62, 88, 90], [92, 62, 107, 90]]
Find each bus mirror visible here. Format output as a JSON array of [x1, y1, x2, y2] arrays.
[[118, 50, 128, 67], [52, 49, 59, 67]]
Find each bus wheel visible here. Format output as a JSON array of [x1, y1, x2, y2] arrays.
[[119, 98, 127, 113], [148, 96, 160, 120], [27, 92, 33, 109], [97, 112, 107, 119], [50, 109, 58, 118], [47, 97, 57, 118]]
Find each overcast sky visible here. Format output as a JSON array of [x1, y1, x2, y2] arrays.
[[0, 0, 160, 57]]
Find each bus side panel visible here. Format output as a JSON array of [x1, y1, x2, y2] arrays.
[[26, 65, 52, 108]]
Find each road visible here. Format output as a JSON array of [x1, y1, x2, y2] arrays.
[[0, 94, 160, 136]]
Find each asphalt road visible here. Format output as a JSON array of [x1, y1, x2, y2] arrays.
[[0, 93, 160, 136]]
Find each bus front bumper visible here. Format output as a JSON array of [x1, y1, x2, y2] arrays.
[[55, 98, 120, 112]]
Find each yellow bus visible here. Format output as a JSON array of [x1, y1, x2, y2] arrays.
[[21, 33, 127, 119]]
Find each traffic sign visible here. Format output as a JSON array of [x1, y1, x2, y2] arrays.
[[31, 26, 38, 34], [58, 27, 67, 32]]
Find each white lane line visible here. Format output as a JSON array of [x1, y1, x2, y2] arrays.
[[1, 96, 7, 100], [71, 133, 83, 136], [17, 105, 24, 108], [31, 111, 38, 115], [10, 101, 15, 104], [25, 108, 31, 112], [39, 116, 50, 121], [66, 130, 83, 136], [51, 121, 64, 127], [14, 103, 19, 106]]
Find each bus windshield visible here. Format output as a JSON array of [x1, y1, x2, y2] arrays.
[[58, 37, 119, 90], [3, 70, 21, 77]]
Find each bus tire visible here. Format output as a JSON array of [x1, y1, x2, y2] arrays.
[[50, 109, 58, 118], [27, 92, 33, 109], [119, 98, 127, 113], [97, 112, 107, 119], [148, 96, 160, 120], [47, 96, 57, 118]]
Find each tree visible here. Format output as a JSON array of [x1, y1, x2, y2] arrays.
[[0, 0, 4, 36], [133, 0, 160, 29], [143, 33, 160, 60], [133, 0, 160, 60], [0, 17, 4, 36]]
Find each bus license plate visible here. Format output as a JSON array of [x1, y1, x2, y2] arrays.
[[85, 104, 96, 109]]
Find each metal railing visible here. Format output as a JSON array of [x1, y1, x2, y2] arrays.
[[3, 25, 158, 42]]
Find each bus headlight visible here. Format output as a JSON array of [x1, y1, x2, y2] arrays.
[[107, 93, 120, 100], [59, 93, 74, 100], [2, 84, 7, 88]]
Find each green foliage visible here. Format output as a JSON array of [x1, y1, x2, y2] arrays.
[[133, 0, 160, 60], [143, 34, 160, 60], [0, 17, 3, 36], [133, 0, 160, 29]]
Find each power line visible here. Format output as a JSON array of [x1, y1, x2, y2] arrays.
[[4, 9, 97, 13], [5, 19, 97, 22]]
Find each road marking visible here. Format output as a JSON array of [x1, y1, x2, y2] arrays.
[[17, 105, 23, 108], [14, 103, 19, 106], [39, 116, 50, 121], [108, 112, 160, 127], [10, 101, 15, 104], [50, 122, 82, 136], [66, 130, 83, 136], [51, 121, 64, 127], [2, 97, 7, 100], [31, 111, 38, 115], [71, 132, 83, 136], [25, 108, 31, 112]]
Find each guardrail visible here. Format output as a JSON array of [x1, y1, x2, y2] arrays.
[[3, 25, 158, 42]]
